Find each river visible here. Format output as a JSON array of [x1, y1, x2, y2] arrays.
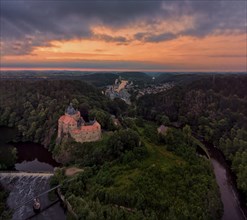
[[200, 139, 247, 220], [0, 127, 66, 220]]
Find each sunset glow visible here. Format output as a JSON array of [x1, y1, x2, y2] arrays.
[[1, 0, 246, 71]]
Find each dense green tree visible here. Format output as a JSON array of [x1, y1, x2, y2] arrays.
[[107, 129, 141, 158], [0, 80, 113, 146]]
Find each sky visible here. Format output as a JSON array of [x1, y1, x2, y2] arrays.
[[0, 0, 246, 72]]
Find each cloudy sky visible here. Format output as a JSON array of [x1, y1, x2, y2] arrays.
[[0, 0, 246, 71]]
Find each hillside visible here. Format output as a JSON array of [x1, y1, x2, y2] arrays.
[[80, 73, 119, 87], [137, 74, 247, 204], [155, 72, 247, 86], [52, 121, 222, 219], [117, 72, 151, 83]]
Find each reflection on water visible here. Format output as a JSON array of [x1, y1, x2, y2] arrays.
[[15, 159, 54, 172], [12, 142, 60, 172], [0, 127, 60, 172]]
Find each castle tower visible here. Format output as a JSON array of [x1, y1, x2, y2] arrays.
[[65, 103, 80, 121]]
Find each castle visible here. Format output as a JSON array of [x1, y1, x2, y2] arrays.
[[57, 103, 101, 143]]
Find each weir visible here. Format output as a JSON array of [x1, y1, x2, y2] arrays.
[[0, 171, 54, 177], [0, 172, 65, 220]]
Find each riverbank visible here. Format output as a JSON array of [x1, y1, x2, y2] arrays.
[[203, 140, 247, 220], [191, 130, 247, 220], [173, 126, 247, 220], [57, 188, 78, 219], [0, 184, 12, 219]]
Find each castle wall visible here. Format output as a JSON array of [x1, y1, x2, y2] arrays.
[[70, 128, 101, 143], [57, 121, 63, 138], [58, 120, 76, 137]]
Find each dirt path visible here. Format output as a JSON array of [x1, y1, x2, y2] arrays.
[[65, 167, 84, 176]]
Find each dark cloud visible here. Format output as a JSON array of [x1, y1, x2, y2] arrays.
[[0, 0, 246, 55], [134, 32, 177, 42], [93, 34, 128, 43], [180, 1, 246, 38], [0, 0, 160, 40]]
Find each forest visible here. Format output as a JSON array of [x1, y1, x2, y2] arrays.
[[0, 80, 128, 147], [136, 74, 247, 204], [1, 74, 246, 219]]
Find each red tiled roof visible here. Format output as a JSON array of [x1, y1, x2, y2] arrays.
[[59, 115, 77, 125], [80, 122, 100, 132], [71, 129, 81, 134], [71, 123, 100, 134]]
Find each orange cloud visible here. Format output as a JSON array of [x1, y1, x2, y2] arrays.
[[1, 33, 246, 71]]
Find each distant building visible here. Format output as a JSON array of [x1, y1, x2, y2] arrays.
[[157, 125, 168, 135], [111, 115, 121, 127], [105, 77, 131, 104], [57, 103, 101, 143]]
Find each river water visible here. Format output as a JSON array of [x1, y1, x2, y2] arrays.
[[0, 173, 66, 220], [202, 140, 247, 220], [13, 142, 60, 172], [0, 127, 66, 220]]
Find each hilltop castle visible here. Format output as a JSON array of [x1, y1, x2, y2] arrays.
[[57, 103, 101, 143]]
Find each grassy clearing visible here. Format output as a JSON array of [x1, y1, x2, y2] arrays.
[[102, 128, 185, 194], [143, 140, 185, 171]]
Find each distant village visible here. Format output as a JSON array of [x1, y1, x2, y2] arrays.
[[104, 76, 174, 103], [103, 76, 133, 104], [134, 82, 174, 99]]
